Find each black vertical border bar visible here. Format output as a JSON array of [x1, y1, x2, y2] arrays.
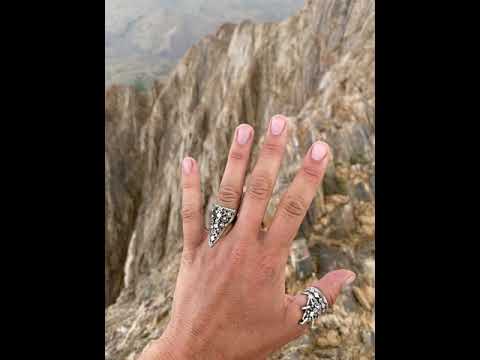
[[2, 2, 109, 358]]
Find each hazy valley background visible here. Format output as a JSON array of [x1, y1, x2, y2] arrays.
[[106, 0, 304, 87]]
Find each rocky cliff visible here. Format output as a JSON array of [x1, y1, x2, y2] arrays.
[[105, 0, 375, 359]]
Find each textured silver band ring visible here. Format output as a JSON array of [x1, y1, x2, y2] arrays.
[[208, 204, 237, 247], [299, 286, 329, 326]]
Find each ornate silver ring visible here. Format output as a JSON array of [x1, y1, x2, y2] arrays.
[[299, 286, 329, 326], [208, 204, 237, 247]]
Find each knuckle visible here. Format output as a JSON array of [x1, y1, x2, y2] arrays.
[[218, 184, 241, 206], [262, 142, 283, 157], [181, 248, 195, 266], [252, 254, 279, 286], [182, 181, 196, 190], [181, 205, 198, 223], [229, 150, 244, 161], [247, 173, 272, 200], [281, 194, 308, 219], [301, 165, 322, 183], [230, 243, 247, 267], [258, 262, 277, 283]]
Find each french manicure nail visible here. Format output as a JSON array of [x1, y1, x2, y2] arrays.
[[270, 115, 286, 136], [182, 157, 193, 175], [236, 125, 252, 145], [311, 141, 329, 161]]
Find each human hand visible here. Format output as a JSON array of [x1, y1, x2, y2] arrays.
[[139, 115, 356, 360]]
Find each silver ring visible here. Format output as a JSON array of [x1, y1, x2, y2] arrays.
[[208, 204, 237, 247], [299, 286, 329, 326]]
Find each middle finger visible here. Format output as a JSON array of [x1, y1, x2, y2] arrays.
[[235, 114, 289, 235]]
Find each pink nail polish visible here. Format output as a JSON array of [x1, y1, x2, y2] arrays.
[[311, 142, 329, 161], [270, 115, 286, 136], [182, 158, 193, 175], [236, 125, 252, 145]]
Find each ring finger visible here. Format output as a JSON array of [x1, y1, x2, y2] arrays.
[[216, 123, 254, 211]]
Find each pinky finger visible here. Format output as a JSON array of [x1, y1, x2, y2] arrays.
[[181, 157, 204, 253]]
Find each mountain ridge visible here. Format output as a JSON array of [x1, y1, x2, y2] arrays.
[[105, 0, 305, 86]]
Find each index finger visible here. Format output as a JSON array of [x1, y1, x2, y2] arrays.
[[265, 141, 330, 254]]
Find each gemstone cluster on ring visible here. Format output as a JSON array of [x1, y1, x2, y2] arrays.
[[299, 286, 329, 326], [208, 204, 236, 247]]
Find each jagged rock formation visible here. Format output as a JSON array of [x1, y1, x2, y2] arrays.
[[105, 0, 375, 359]]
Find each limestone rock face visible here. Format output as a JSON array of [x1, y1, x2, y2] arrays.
[[105, 0, 375, 359]]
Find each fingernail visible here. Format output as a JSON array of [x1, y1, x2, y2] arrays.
[[270, 115, 286, 136], [344, 273, 356, 287], [311, 141, 329, 161], [236, 125, 252, 145], [182, 157, 193, 175]]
